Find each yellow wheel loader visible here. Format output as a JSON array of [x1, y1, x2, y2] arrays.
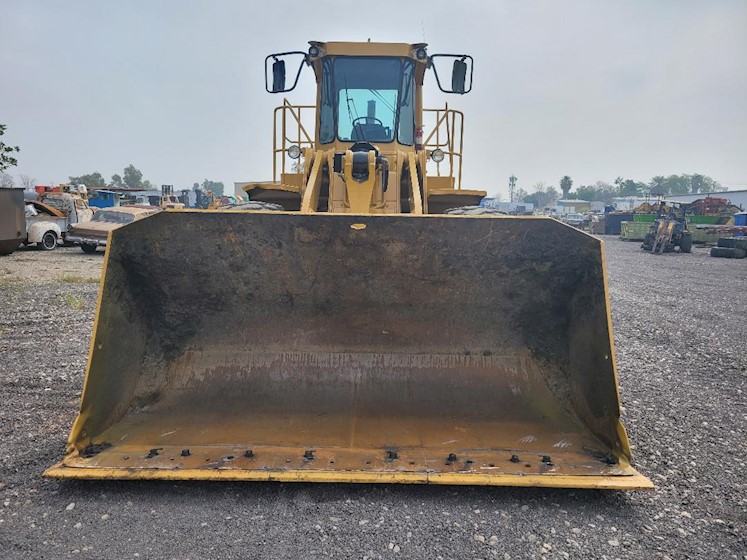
[[46, 41, 652, 489]]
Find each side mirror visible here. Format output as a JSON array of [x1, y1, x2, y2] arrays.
[[265, 51, 307, 94], [451, 59, 468, 94], [429, 54, 473, 95], [272, 59, 286, 92]]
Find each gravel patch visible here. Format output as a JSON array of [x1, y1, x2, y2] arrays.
[[0, 239, 745, 559]]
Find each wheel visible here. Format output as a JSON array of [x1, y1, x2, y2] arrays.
[[710, 247, 747, 259], [38, 231, 57, 251], [679, 233, 692, 253], [718, 237, 747, 250], [641, 233, 653, 251], [444, 206, 507, 215], [80, 243, 98, 254]]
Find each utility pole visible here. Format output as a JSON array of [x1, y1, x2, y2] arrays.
[[509, 175, 517, 203]]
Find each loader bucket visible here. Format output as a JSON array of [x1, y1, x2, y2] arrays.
[[46, 211, 651, 489]]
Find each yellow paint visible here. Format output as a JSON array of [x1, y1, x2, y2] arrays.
[[44, 463, 653, 489], [342, 149, 377, 214], [407, 152, 423, 215]]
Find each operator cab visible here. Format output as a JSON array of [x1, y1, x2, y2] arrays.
[[265, 42, 472, 151], [318, 56, 415, 145]]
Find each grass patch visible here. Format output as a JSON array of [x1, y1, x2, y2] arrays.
[[0, 276, 22, 287], [60, 274, 100, 283], [64, 294, 85, 310]]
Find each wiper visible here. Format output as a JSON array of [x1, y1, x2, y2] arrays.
[[344, 77, 365, 142], [368, 89, 396, 113]]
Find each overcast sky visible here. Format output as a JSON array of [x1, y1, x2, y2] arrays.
[[2, 0, 746, 198]]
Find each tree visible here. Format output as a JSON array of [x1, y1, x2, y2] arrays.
[[649, 175, 666, 195], [508, 175, 517, 202], [0, 125, 20, 172], [545, 186, 560, 204], [19, 174, 35, 190], [663, 174, 691, 195], [142, 179, 156, 190], [574, 185, 596, 201], [572, 181, 618, 203], [0, 172, 14, 188], [123, 164, 144, 188], [514, 187, 528, 203], [690, 173, 722, 193], [193, 182, 200, 191], [201, 179, 225, 196], [559, 176, 573, 198], [701, 175, 722, 193], [111, 174, 125, 188], [614, 176, 647, 197], [523, 183, 559, 209], [69, 172, 107, 188]]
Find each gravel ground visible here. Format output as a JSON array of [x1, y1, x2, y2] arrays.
[[0, 239, 745, 559]]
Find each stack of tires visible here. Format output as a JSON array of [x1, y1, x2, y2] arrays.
[[711, 237, 747, 259]]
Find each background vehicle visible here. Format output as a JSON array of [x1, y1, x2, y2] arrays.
[[66, 206, 160, 253], [642, 203, 692, 254], [148, 185, 185, 209], [24, 202, 68, 250], [561, 212, 587, 229], [47, 41, 651, 490], [0, 187, 25, 256], [38, 192, 93, 224]]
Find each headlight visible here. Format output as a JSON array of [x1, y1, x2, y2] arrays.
[[288, 144, 301, 159], [415, 47, 427, 60], [431, 148, 445, 163]]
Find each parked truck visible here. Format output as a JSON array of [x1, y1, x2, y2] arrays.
[[24, 201, 68, 250]]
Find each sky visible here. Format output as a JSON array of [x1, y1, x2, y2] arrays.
[[1, 0, 746, 199]]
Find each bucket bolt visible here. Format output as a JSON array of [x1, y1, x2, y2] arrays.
[[510, 454, 520, 463], [244, 449, 254, 459], [304, 450, 315, 460], [541, 455, 553, 465], [446, 453, 458, 465], [146, 448, 162, 459], [180, 449, 191, 457], [386, 450, 398, 461]]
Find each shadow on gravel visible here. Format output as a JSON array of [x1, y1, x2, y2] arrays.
[[51, 479, 639, 513]]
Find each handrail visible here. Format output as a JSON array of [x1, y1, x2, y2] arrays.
[[273, 100, 315, 182], [271, 101, 465, 191], [423, 105, 464, 189]]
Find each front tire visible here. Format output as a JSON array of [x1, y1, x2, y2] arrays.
[[80, 243, 98, 254], [679, 233, 692, 253], [641, 233, 653, 251], [38, 231, 57, 251]]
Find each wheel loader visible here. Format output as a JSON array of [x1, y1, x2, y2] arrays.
[[46, 41, 652, 489], [642, 202, 692, 254]]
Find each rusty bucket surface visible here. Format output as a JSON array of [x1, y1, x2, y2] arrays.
[[45, 211, 651, 489]]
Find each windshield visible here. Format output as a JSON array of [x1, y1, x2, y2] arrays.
[[92, 212, 136, 224], [319, 56, 415, 145]]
